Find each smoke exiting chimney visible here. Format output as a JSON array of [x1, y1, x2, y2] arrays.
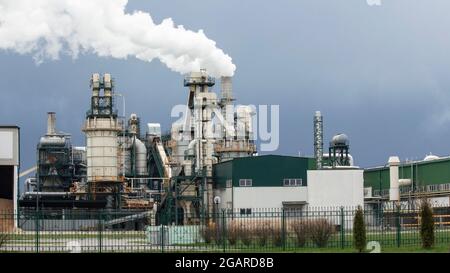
[[47, 112, 56, 135], [0, 0, 236, 77]]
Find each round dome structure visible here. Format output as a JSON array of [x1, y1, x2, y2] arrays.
[[423, 154, 440, 161], [330, 133, 349, 147]]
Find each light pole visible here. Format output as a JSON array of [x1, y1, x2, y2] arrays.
[[114, 93, 126, 177]]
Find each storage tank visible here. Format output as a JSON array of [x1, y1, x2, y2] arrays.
[[84, 118, 121, 182], [134, 138, 148, 176], [83, 73, 121, 183]]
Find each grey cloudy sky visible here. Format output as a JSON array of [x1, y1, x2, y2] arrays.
[[1, 0, 450, 178]]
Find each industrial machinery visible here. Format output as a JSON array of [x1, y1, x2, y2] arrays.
[[20, 112, 88, 209], [312, 112, 354, 168], [313, 111, 323, 169], [82, 73, 123, 209], [19, 71, 256, 226], [328, 133, 351, 167], [163, 69, 256, 224]]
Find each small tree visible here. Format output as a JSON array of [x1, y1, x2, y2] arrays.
[[420, 199, 435, 249], [353, 206, 366, 252]]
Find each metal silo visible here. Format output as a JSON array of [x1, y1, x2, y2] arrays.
[[82, 73, 122, 197]]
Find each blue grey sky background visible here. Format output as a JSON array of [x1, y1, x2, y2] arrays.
[[1, 0, 450, 180]]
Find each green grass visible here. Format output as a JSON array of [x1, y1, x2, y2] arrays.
[[2, 229, 450, 253]]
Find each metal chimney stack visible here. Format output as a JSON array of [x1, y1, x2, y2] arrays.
[[220, 76, 234, 140], [313, 111, 323, 169], [47, 112, 56, 135], [220, 76, 233, 102]]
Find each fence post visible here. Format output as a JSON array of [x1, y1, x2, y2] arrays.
[[340, 207, 345, 249], [396, 204, 401, 248], [222, 209, 226, 253], [98, 212, 103, 253], [160, 224, 165, 253], [35, 210, 39, 253], [282, 208, 286, 251]]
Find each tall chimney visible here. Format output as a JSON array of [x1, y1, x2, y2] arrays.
[[47, 112, 56, 135], [220, 76, 233, 102], [313, 111, 323, 169], [220, 76, 234, 139]]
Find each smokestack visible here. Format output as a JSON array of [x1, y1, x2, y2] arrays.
[[221, 76, 233, 102], [220, 76, 234, 139], [313, 111, 323, 169], [388, 156, 400, 202], [47, 112, 56, 135]]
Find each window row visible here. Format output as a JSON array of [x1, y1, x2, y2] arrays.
[[237, 178, 304, 187]]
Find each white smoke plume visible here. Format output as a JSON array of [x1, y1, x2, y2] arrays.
[[0, 0, 236, 77]]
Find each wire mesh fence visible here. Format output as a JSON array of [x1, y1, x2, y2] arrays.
[[1, 204, 450, 253]]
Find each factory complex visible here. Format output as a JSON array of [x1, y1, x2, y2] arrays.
[[1, 70, 450, 230]]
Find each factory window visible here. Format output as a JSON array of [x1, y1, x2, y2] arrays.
[[283, 178, 303, 187], [428, 185, 439, 192], [239, 179, 252, 187], [240, 208, 252, 215], [226, 180, 232, 188]]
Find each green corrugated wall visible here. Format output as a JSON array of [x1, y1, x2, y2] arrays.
[[364, 157, 450, 192], [213, 155, 315, 188]]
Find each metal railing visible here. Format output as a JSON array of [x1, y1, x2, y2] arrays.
[[373, 183, 450, 197], [1, 205, 450, 253]]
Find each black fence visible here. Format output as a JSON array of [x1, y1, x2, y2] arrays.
[[1, 205, 450, 252]]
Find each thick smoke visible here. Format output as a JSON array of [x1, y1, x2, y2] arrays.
[[0, 0, 236, 77]]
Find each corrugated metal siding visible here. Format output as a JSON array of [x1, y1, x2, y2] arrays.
[[364, 157, 450, 191], [231, 155, 311, 187], [364, 168, 390, 192], [213, 160, 233, 188]]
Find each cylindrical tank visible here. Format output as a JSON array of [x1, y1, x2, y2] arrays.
[[134, 138, 148, 176], [330, 133, 349, 147], [39, 136, 66, 146], [84, 118, 121, 182], [388, 156, 400, 202]]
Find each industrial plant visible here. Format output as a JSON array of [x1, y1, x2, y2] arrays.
[[0, 70, 448, 231], [13, 71, 259, 228]]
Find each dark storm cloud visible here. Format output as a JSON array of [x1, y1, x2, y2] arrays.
[[1, 0, 450, 192]]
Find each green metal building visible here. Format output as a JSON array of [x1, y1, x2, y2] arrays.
[[212, 155, 317, 210], [213, 155, 316, 188], [364, 156, 450, 199]]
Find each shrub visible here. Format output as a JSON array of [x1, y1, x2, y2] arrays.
[[255, 225, 270, 247], [200, 223, 215, 244], [353, 206, 366, 252], [227, 222, 239, 246], [214, 224, 224, 246], [0, 233, 9, 249], [291, 220, 309, 247], [271, 226, 283, 247], [309, 219, 335, 248], [238, 225, 253, 247], [420, 199, 435, 249]]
